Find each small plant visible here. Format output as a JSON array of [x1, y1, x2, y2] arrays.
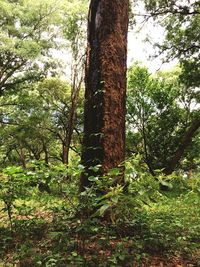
[[0, 166, 29, 231]]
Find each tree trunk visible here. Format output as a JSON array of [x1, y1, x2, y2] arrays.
[[16, 147, 26, 169], [62, 143, 69, 165], [80, 0, 129, 190], [62, 76, 83, 165], [141, 111, 155, 176], [42, 140, 49, 165], [164, 117, 200, 175]]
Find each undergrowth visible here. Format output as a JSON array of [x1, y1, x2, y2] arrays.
[[0, 158, 200, 266]]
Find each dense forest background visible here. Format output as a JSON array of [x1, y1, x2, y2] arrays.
[[0, 0, 199, 266]]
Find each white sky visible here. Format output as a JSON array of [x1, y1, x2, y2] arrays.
[[53, 27, 177, 80], [52, 6, 178, 78], [127, 16, 177, 73]]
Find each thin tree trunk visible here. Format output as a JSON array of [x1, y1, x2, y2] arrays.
[[164, 117, 200, 175], [80, 0, 129, 190], [16, 147, 26, 169], [141, 112, 155, 176], [63, 76, 83, 165], [42, 140, 49, 165], [62, 143, 69, 165]]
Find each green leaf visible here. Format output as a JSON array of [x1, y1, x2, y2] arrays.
[[88, 176, 99, 182], [108, 168, 120, 176], [98, 203, 110, 216], [160, 180, 173, 189]]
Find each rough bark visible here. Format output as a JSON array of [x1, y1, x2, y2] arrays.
[[80, 0, 129, 190], [164, 117, 200, 175]]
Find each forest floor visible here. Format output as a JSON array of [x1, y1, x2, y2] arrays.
[[0, 177, 200, 266]]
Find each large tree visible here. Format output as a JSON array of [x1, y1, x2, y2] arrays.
[[80, 0, 129, 190], [0, 0, 62, 95], [130, 0, 200, 175], [140, 0, 200, 88], [0, 0, 87, 167], [127, 63, 200, 175]]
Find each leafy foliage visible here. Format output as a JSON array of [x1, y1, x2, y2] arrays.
[[0, 0, 64, 95], [0, 158, 199, 266], [127, 63, 200, 174]]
